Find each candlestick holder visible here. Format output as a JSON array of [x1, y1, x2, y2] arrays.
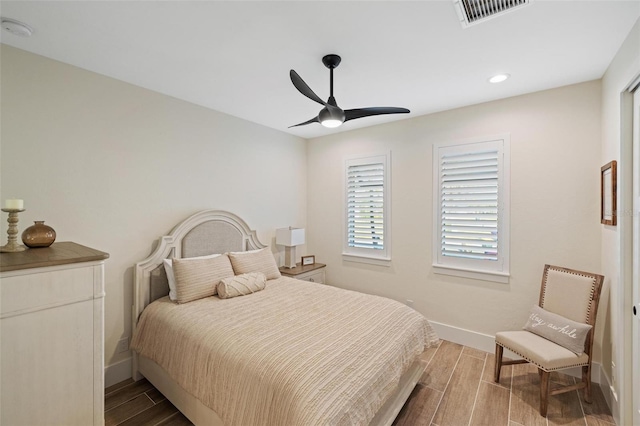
[[1, 208, 27, 253]]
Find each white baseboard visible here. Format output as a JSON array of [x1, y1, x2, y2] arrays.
[[430, 321, 497, 353], [598, 367, 617, 419], [105, 356, 132, 388], [429, 320, 604, 385]]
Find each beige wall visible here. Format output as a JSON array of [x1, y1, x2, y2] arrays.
[[307, 80, 603, 351], [600, 17, 640, 425], [0, 45, 308, 376]]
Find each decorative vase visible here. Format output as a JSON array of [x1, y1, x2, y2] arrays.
[[21, 221, 56, 248]]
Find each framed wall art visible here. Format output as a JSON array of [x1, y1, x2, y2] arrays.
[[600, 160, 617, 226]]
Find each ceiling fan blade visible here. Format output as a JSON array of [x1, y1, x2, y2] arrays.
[[290, 70, 327, 106], [344, 107, 410, 122], [289, 116, 320, 128]]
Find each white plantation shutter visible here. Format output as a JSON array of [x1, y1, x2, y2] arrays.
[[433, 137, 510, 282], [344, 154, 390, 263], [441, 150, 499, 261], [347, 163, 385, 249]]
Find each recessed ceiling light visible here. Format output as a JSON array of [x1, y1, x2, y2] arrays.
[[1, 18, 33, 37], [489, 74, 510, 83]]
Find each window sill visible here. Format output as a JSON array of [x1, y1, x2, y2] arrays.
[[432, 264, 509, 283], [342, 253, 391, 267]]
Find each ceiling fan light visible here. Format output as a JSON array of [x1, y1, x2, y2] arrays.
[[320, 119, 343, 128], [319, 106, 345, 128]]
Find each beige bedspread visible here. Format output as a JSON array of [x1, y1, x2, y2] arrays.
[[131, 277, 438, 426]]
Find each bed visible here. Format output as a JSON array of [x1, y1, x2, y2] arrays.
[[131, 210, 438, 426]]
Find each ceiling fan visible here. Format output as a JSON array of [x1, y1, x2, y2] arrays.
[[289, 54, 410, 128]]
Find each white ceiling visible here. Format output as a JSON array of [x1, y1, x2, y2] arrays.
[[1, 1, 639, 139]]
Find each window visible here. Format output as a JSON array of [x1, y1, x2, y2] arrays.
[[343, 154, 391, 265], [433, 135, 510, 282]]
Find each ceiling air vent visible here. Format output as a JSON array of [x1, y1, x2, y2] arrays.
[[453, 0, 531, 28]]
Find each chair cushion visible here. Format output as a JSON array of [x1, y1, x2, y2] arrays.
[[542, 267, 596, 323], [496, 330, 589, 371]]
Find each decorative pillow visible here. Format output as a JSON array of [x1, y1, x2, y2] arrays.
[[523, 305, 592, 355], [172, 254, 234, 304], [218, 272, 267, 299], [164, 253, 222, 301], [228, 247, 281, 280]]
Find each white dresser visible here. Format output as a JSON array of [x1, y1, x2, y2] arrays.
[[0, 242, 109, 426]]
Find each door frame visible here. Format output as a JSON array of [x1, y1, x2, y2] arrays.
[[631, 83, 640, 426], [620, 73, 640, 426]]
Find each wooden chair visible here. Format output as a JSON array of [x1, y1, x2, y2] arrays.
[[494, 264, 604, 417]]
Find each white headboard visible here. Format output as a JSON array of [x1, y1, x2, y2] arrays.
[[132, 210, 266, 328]]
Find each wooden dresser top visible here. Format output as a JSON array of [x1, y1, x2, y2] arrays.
[[0, 241, 109, 272]]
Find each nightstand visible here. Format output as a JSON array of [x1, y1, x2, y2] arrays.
[[279, 262, 326, 284]]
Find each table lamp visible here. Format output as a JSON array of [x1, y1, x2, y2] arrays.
[[276, 227, 305, 268]]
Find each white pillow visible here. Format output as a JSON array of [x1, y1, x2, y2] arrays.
[[164, 253, 221, 301]]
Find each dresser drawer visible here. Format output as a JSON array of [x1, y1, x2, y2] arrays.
[[296, 269, 325, 284], [1, 264, 96, 317]]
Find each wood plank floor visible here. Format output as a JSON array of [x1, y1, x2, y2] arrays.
[[105, 340, 614, 426]]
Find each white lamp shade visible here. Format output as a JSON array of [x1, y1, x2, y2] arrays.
[[276, 228, 305, 247]]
